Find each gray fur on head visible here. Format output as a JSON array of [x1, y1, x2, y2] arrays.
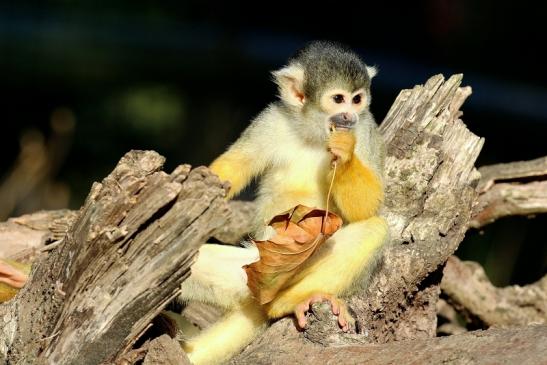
[[290, 41, 375, 102]]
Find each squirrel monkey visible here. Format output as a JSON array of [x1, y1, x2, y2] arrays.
[[179, 41, 388, 365]]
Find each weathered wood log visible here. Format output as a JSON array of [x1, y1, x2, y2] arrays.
[[142, 335, 190, 365], [0, 151, 231, 365], [356, 74, 482, 341], [232, 324, 547, 365], [114, 334, 190, 365], [441, 256, 547, 327], [212, 201, 256, 244], [0, 199, 253, 262], [436, 298, 468, 335], [470, 156, 547, 228], [477, 156, 547, 192], [0, 210, 69, 260]]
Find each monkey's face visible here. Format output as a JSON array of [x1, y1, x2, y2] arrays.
[[320, 87, 367, 130], [272, 45, 374, 145], [300, 86, 368, 144]]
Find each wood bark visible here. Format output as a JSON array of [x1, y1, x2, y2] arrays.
[[355, 74, 482, 341], [0, 210, 69, 260], [441, 256, 547, 327], [142, 335, 190, 365], [470, 156, 547, 228], [0, 151, 231, 365], [232, 322, 547, 365]]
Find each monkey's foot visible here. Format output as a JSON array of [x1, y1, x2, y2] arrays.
[[294, 293, 354, 332]]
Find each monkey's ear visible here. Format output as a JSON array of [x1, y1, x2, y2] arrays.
[[272, 64, 305, 107], [366, 66, 378, 79]]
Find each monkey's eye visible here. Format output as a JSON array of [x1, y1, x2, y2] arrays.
[[352, 94, 362, 104], [333, 94, 344, 104]]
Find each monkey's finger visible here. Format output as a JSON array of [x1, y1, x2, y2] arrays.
[[295, 312, 307, 329], [338, 314, 348, 331], [0, 262, 28, 289], [329, 298, 341, 315], [0, 277, 25, 288], [328, 148, 342, 159], [330, 154, 339, 168], [339, 306, 355, 332], [328, 147, 351, 164], [294, 303, 309, 329]]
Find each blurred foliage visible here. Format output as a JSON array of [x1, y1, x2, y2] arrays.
[[107, 86, 186, 138]]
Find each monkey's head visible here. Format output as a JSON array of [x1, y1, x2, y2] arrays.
[[272, 41, 377, 144]]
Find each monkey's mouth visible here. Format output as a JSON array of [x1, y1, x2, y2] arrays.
[[334, 125, 353, 131], [329, 112, 357, 131]]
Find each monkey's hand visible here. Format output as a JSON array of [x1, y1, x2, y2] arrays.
[[294, 293, 354, 332], [327, 130, 355, 165], [0, 259, 29, 303]]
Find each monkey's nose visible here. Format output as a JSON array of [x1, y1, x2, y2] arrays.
[[330, 113, 357, 130]]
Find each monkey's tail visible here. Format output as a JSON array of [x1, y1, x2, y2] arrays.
[[183, 299, 268, 365]]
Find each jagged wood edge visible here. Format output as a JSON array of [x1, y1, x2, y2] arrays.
[[0, 151, 231, 365], [441, 256, 547, 327]]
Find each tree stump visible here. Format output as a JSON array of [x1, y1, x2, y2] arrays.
[[0, 151, 231, 365]]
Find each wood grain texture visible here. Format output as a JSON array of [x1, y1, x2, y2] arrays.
[[471, 156, 547, 228], [0, 151, 230, 365], [442, 256, 547, 327], [143, 335, 191, 365], [233, 323, 547, 365]]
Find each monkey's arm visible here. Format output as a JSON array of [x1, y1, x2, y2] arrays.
[[209, 110, 277, 199], [328, 130, 384, 222], [210, 148, 256, 200]]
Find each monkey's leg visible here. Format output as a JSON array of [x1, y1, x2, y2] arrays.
[[266, 216, 388, 326], [179, 243, 259, 309], [183, 299, 268, 365]]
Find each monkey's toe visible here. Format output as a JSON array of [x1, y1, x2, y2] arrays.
[[293, 293, 354, 332]]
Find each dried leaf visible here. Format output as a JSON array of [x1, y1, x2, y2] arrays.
[[244, 205, 342, 304]]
